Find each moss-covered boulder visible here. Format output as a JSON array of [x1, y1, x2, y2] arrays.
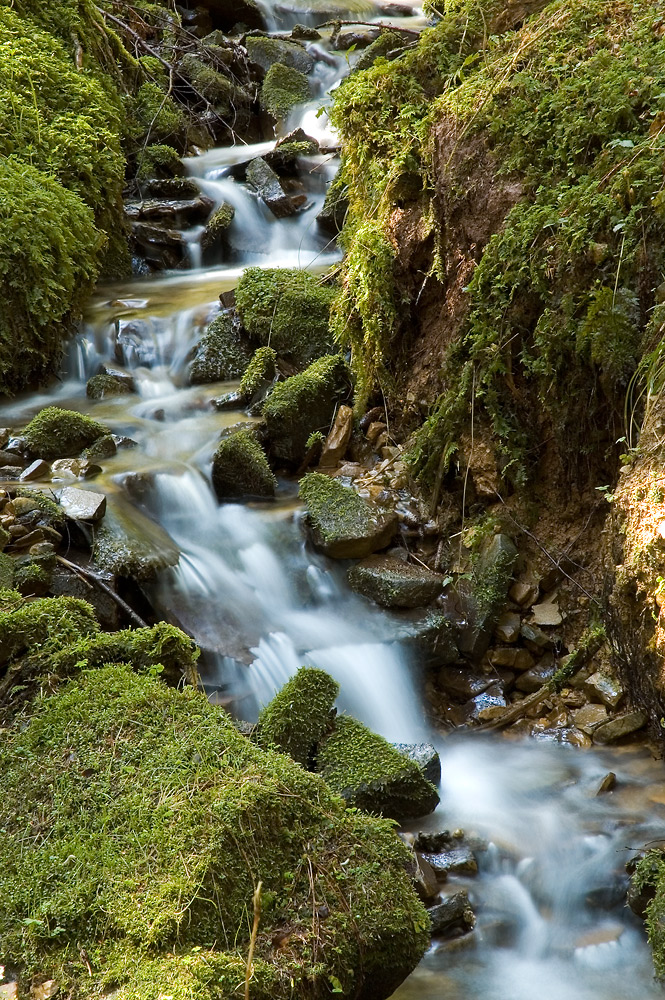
[[189, 312, 251, 385], [247, 35, 314, 75], [349, 554, 447, 608], [239, 346, 277, 399], [200, 202, 235, 254], [86, 373, 134, 399], [258, 666, 339, 764], [92, 506, 180, 583], [179, 53, 236, 114], [318, 715, 440, 820], [0, 663, 430, 1000], [263, 355, 350, 466], [135, 144, 185, 182], [235, 267, 335, 366], [23, 407, 107, 459], [299, 472, 398, 559], [261, 62, 311, 119], [211, 429, 276, 500]]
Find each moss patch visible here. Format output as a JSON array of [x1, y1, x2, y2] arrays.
[[211, 429, 276, 500], [135, 144, 185, 182], [23, 407, 107, 459], [200, 202, 235, 252], [239, 346, 277, 398], [235, 267, 335, 366], [86, 373, 133, 399], [299, 471, 397, 559], [318, 715, 440, 820], [189, 312, 251, 385], [261, 62, 311, 119], [0, 663, 430, 1000], [258, 666, 339, 765]]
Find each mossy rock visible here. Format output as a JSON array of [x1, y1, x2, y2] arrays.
[[260, 62, 311, 119], [179, 53, 236, 113], [318, 715, 440, 820], [299, 472, 398, 559], [317, 166, 349, 233], [354, 30, 404, 71], [200, 202, 235, 253], [262, 355, 350, 466], [189, 312, 251, 385], [23, 407, 107, 459], [246, 35, 314, 75], [86, 373, 133, 399], [135, 145, 184, 182], [348, 554, 446, 608], [235, 267, 336, 365], [92, 507, 180, 583], [258, 665, 339, 764], [0, 591, 99, 669], [127, 81, 186, 148], [0, 663, 430, 1000], [82, 434, 117, 461], [239, 346, 277, 399], [211, 429, 276, 500]]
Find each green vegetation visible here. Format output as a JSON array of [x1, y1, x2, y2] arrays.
[[258, 666, 339, 764], [23, 407, 107, 459], [263, 355, 350, 465], [189, 312, 251, 384], [318, 715, 439, 820], [261, 62, 310, 119], [0, 663, 430, 999], [235, 267, 336, 365], [298, 471, 397, 557], [211, 429, 277, 500], [239, 346, 277, 398], [87, 373, 133, 399], [135, 144, 185, 182], [179, 54, 235, 113], [200, 202, 235, 252], [330, 0, 665, 486], [631, 851, 665, 976]]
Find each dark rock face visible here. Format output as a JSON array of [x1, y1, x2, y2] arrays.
[[348, 554, 446, 608], [246, 157, 297, 217], [393, 742, 441, 786], [428, 890, 475, 938]]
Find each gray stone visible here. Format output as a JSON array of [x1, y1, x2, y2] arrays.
[[19, 459, 50, 482], [246, 35, 314, 75], [520, 622, 552, 651], [0, 451, 23, 468], [572, 703, 608, 733], [348, 554, 446, 609], [0, 466, 21, 480], [438, 666, 493, 699], [51, 459, 101, 481], [494, 611, 521, 643], [394, 610, 459, 667], [246, 157, 295, 218], [393, 743, 441, 786], [428, 890, 475, 938], [584, 671, 624, 709], [422, 848, 478, 877], [59, 486, 107, 522], [414, 853, 440, 901], [469, 684, 508, 722], [592, 710, 647, 744]]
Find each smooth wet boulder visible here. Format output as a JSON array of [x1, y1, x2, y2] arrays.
[[260, 62, 311, 119], [235, 266, 335, 365], [211, 429, 276, 500], [93, 506, 180, 583], [0, 663, 430, 1000], [58, 486, 107, 522], [428, 890, 475, 938], [317, 715, 440, 820], [263, 356, 350, 466], [179, 53, 237, 114], [258, 666, 339, 764], [246, 157, 296, 217], [393, 742, 441, 786], [349, 554, 446, 608], [23, 407, 107, 460], [190, 312, 251, 384], [246, 35, 315, 75], [299, 472, 397, 559], [457, 532, 518, 660]]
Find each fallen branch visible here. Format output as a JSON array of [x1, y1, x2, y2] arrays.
[[56, 555, 148, 629]]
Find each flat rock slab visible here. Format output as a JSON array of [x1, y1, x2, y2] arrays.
[[592, 710, 647, 744], [59, 486, 107, 522], [422, 847, 478, 877], [584, 670, 624, 709], [348, 554, 446, 609]]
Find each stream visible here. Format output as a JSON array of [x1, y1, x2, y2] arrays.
[[4, 0, 665, 995]]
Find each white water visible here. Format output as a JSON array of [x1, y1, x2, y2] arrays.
[[0, 1, 663, 995]]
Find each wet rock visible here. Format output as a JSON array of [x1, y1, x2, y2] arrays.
[[592, 710, 647, 744], [457, 533, 518, 660], [202, 0, 266, 30], [264, 129, 319, 173], [348, 554, 446, 609], [125, 196, 214, 228], [333, 29, 378, 50], [83, 435, 117, 462], [572, 703, 608, 733], [6, 436, 27, 454], [246, 157, 296, 217], [394, 609, 459, 667], [413, 853, 440, 901], [246, 35, 314, 74], [0, 467, 20, 480], [190, 312, 251, 384], [140, 177, 201, 200], [319, 404, 353, 468], [131, 222, 187, 270], [114, 320, 158, 367], [428, 890, 475, 937], [23, 407, 107, 461], [260, 62, 311, 120], [86, 372, 133, 401], [494, 611, 520, 643], [0, 451, 23, 468], [200, 202, 235, 255], [179, 54, 239, 114], [509, 577, 540, 607], [291, 23, 320, 40], [93, 508, 179, 582], [19, 459, 50, 482], [317, 715, 439, 820], [438, 666, 493, 699], [212, 429, 276, 501], [583, 670, 624, 709], [59, 487, 106, 523], [467, 684, 507, 722], [393, 743, 441, 786], [414, 831, 454, 854], [520, 622, 552, 652], [50, 564, 120, 630], [299, 472, 397, 559], [212, 390, 245, 411], [421, 848, 478, 878], [51, 459, 101, 481], [264, 355, 350, 467], [596, 771, 617, 795], [514, 655, 556, 693]]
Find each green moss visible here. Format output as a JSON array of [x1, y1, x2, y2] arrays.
[[632, 850, 665, 976], [0, 591, 99, 669], [126, 81, 186, 148], [260, 62, 310, 119], [211, 429, 276, 500], [0, 552, 13, 590], [135, 144, 184, 182], [190, 312, 251, 385], [92, 520, 179, 583], [0, 663, 429, 999], [179, 53, 235, 113], [13, 561, 52, 597], [236, 267, 336, 365], [239, 346, 277, 398], [263, 355, 350, 465], [23, 407, 107, 459], [86, 373, 133, 399], [299, 471, 377, 543], [15, 489, 66, 529], [82, 433, 117, 461], [258, 666, 339, 764], [200, 202, 235, 252], [354, 30, 406, 72], [318, 715, 439, 820]]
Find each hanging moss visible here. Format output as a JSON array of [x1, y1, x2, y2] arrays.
[[258, 666, 340, 764], [23, 407, 107, 459]]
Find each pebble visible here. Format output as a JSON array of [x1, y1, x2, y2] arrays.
[[596, 771, 617, 795]]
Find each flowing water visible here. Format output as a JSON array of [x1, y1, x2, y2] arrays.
[[3, 1, 665, 994]]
